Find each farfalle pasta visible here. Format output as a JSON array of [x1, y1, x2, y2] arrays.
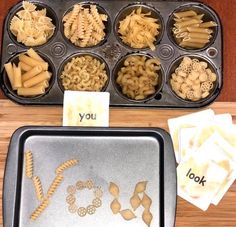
[[63, 4, 108, 47], [118, 7, 160, 50], [170, 56, 217, 101], [10, 1, 55, 46]]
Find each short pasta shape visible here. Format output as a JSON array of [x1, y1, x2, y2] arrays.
[[55, 159, 79, 175], [32, 176, 44, 201], [30, 199, 49, 221], [63, 4, 107, 47], [170, 56, 217, 101], [47, 175, 64, 198], [25, 150, 33, 179]]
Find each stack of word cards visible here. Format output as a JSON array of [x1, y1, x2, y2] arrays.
[[168, 109, 236, 211]]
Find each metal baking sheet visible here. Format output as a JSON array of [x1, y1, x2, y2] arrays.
[[0, 0, 222, 108], [3, 127, 176, 227]]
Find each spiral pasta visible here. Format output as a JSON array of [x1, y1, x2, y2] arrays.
[[32, 176, 44, 201], [30, 199, 49, 221], [47, 175, 64, 198], [25, 150, 33, 179], [55, 159, 79, 175]]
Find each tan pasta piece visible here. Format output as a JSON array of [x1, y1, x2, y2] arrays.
[[130, 194, 142, 211], [32, 176, 44, 201], [119, 209, 136, 221], [110, 198, 121, 214], [30, 199, 49, 221], [142, 208, 153, 227], [47, 175, 64, 198], [142, 192, 152, 209], [25, 150, 33, 179], [134, 181, 148, 194], [109, 182, 120, 197], [55, 159, 79, 174]]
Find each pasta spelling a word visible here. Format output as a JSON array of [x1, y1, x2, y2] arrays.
[[4, 48, 52, 97], [116, 55, 161, 100], [172, 10, 217, 49], [10, 1, 55, 46], [60, 55, 108, 92], [118, 7, 160, 50], [63, 4, 108, 47], [170, 56, 217, 101], [25, 150, 33, 179]]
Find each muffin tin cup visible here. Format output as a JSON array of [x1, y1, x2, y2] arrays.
[[0, 0, 223, 108]]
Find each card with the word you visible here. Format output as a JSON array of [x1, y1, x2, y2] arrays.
[[63, 91, 110, 127]]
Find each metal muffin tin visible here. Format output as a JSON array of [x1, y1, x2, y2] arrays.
[[3, 126, 177, 227], [0, 0, 222, 107]]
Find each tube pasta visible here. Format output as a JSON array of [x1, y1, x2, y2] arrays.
[[172, 10, 217, 49], [27, 48, 45, 62], [170, 57, 217, 101], [23, 71, 51, 88], [19, 62, 32, 72], [19, 54, 48, 70], [13, 64, 22, 89], [22, 66, 43, 82], [17, 86, 45, 96], [4, 62, 15, 89]]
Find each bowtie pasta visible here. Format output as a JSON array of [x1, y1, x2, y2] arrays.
[[116, 55, 161, 100], [118, 7, 160, 50], [63, 4, 108, 47], [60, 55, 108, 92], [170, 56, 217, 101], [172, 10, 217, 49], [10, 1, 55, 46]]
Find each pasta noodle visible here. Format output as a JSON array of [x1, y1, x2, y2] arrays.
[[55, 159, 79, 175], [47, 175, 64, 198], [118, 7, 160, 50], [30, 199, 49, 221], [116, 55, 161, 100], [60, 55, 108, 92], [10, 1, 55, 46], [25, 150, 33, 179], [170, 56, 217, 101], [172, 9, 217, 49], [63, 4, 107, 47], [32, 176, 44, 201]]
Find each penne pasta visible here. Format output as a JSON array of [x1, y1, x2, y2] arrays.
[[183, 37, 210, 44], [23, 71, 51, 88], [4, 62, 15, 89], [179, 41, 205, 48], [17, 86, 45, 96], [176, 32, 188, 38], [13, 63, 22, 89], [174, 10, 197, 19], [34, 80, 49, 89], [188, 32, 211, 39], [175, 19, 202, 28], [19, 54, 48, 71], [199, 21, 217, 28], [187, 27, 213, 34], [19, 62, 32, 72], [27, 48, 45, 62], [22, 66, 43, 82]]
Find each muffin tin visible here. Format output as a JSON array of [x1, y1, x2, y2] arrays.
[[3, 126, 176, 227], [0, 0, 222, 107]]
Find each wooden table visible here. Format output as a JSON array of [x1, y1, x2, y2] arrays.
[[0, 100, 236, 226]]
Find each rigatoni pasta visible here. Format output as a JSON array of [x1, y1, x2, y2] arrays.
[[4, 48, 52, 97], [172, 9, 217, 49]]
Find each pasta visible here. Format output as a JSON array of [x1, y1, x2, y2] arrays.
[[119, 209, 136, 221], [10, 1, 55, 46], [25, 150, 33, 179], [172, 9, 217, 49], [30, 199, 49, 221], [170, 56, 217, 101], [63, 4, 108, 47], [47, 175, 64, 198], [109, 182, 120, 198], [141, 192, 152, 209], [116, 56, 161, 100], [60, 55, 108, 92], [130, 194, 141, 211], [142, 208, 153, 227], [118, 7, 160, 50], [32, 176, 44, 201], [4, 48, 52, 97], [110, 198, 121, 214], [55, 159, 79, 175]]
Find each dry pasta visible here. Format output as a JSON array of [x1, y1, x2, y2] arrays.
[[60, 55, 108, 92], [118, 7, 160, 50], [10, 1, 55, 46], [63, 4, 107, 47], [172, 9, 217, 49], [47, 175, 64, 198], [30, 199, 49, 221], [4, 48, 52, 97], [116, 55, 161, 100], [25, 150, 33, 179], [55, 159, 79, 175], [32, 176, 44, 201], [170, 56, 217, 101]]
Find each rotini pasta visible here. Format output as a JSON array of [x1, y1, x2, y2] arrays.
[[25, 150, 33, 179], [30, 199, 49, 221], [60, 55, 108, 92], [32, 176, 44, 201], [10, 1, 55, 46], [170, 56, 217, 101], [63, 4, 107, 47], [47, 175, 64, 198], [55, 159, 79, 175]]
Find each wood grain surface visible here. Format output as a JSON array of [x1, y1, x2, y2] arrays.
[[0, 100, 236, 226], [0, 0, 236, 101]]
